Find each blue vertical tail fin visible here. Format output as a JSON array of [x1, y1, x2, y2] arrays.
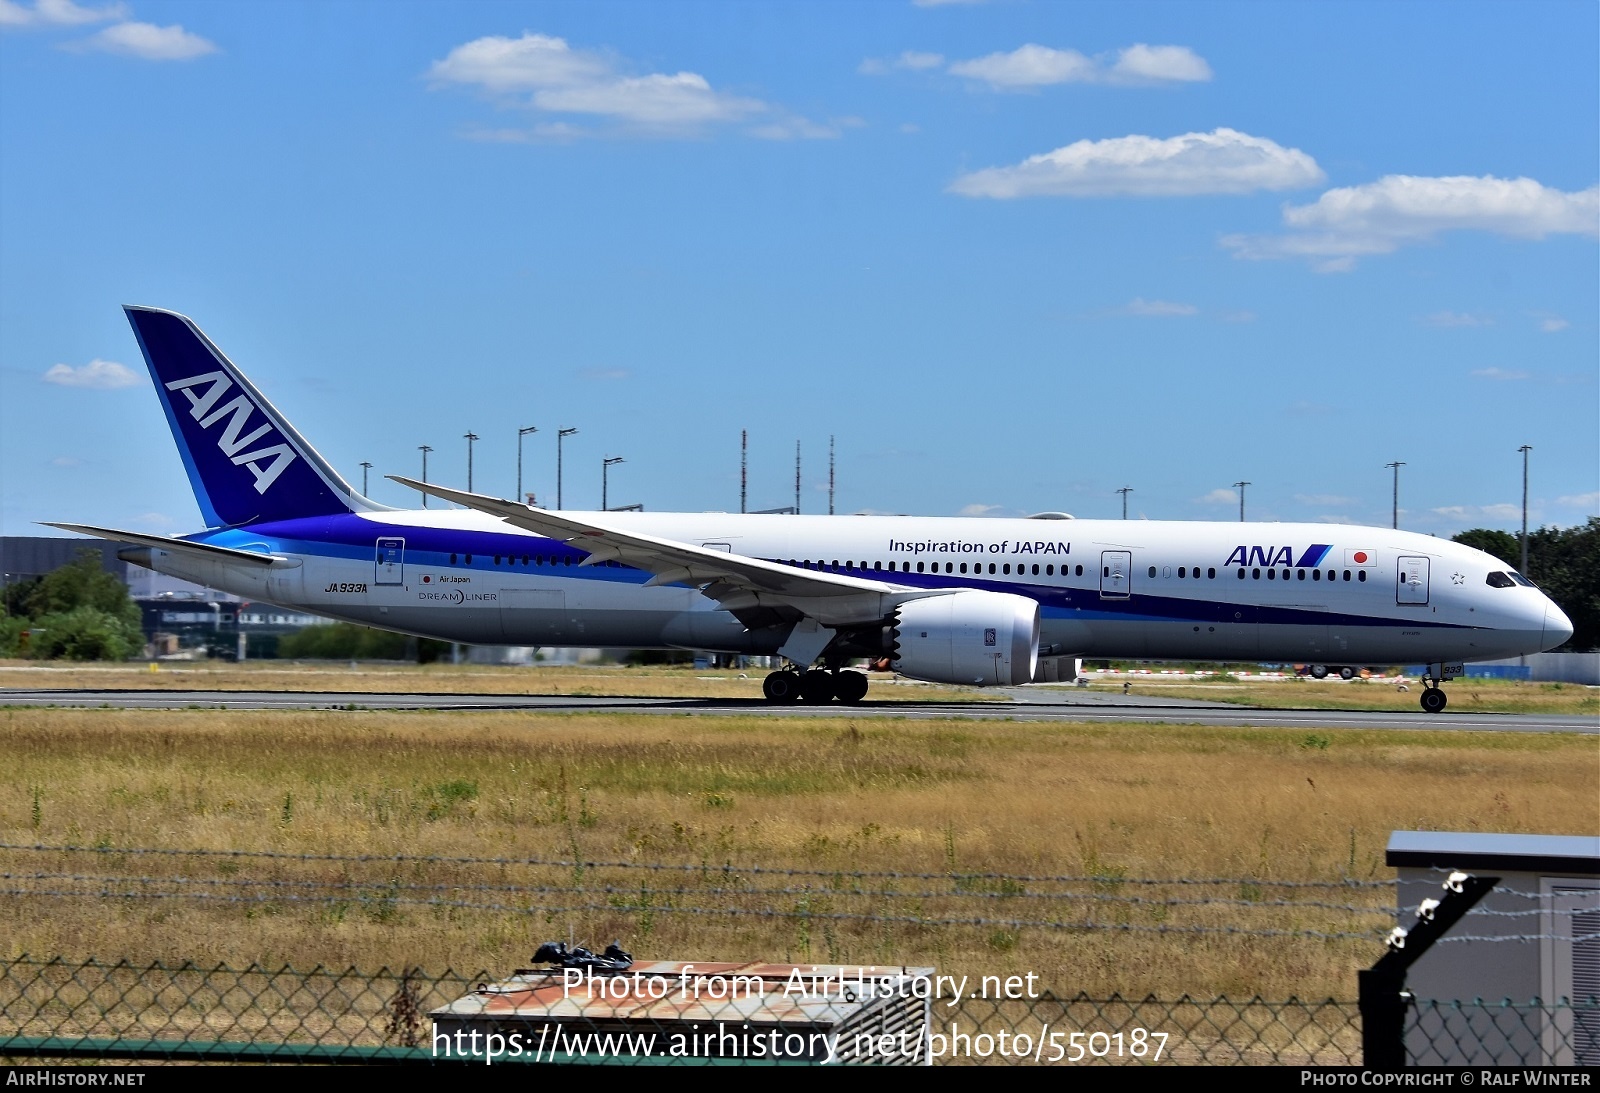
[[124, 305, 376, 528]]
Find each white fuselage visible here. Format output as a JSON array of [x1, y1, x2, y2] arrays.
[[139, 509, 1569, 669]]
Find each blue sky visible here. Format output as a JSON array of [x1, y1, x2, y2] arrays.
[[2, 0, 1595, 539]]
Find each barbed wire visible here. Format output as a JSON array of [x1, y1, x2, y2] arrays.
[[0, 871, 1399, 915], [0, 843, 1397, 889], [0, 884, 1393, 940]]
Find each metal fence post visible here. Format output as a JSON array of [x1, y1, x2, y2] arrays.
[[1359, 872, 1498, 1068]]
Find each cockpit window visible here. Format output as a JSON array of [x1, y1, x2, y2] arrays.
[[1485, 572, 1515, 588], [1508, 570, 1538, 588]]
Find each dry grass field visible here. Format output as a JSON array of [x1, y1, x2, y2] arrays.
[[1, 705, 1593, 1001]]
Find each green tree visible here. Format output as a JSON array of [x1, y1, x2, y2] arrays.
[[1454, 518, 1598, 651], [1, 550, 145, 660]]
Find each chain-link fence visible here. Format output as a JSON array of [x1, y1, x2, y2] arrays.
[[3, 955, 1594, 1064], [0, 955, 1361, 1065]]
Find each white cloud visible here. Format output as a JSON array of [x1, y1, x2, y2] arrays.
[[427, 32, 610, 92], [957, 503, 1004, 517], [1119, 297, 1198, 317], [0, 0, 125, 27], [577, 366, 631, 381], [949, 128, 1324, 199], [751, 114, 862, 141], [1470, 367, 1531, 381], [76, 20, 216, 60], [42, 358, 140, 388], [947, 42, 1210, 90], [949, 44, 1096, 88], [50, 455, 83, 467], [1532, 312, 1570, 333], [1196, 488, 1237, 505], [1422, 310, 1492, 328], [1223, 175, 1600, 270], [429, 32, 778, 136], [1432, 503, 1521, 522], [1556, 492, 1599, 509], [1111, 44, 1212, 83], [859, 50, 944, 75]]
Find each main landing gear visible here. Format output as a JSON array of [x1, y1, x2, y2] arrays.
[[762, 668, 869, 705]]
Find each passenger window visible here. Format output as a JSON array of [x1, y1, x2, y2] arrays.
[[1149, 566, 1157, 578], [1208, 568, 1216, 579], [1004, 563, 1011, 575], [1032, 564, 1040, 576], [522, 555, 530, 565], [1178, 567, 1186, 578], [1358, 570, 1367, 582], [1237, 568, 1246, 580], [465, 554, 473, 564], [495, 555, 502, 565], [450, 553, 457, 564], [1312, 569, 1320, 581], [917, 562, 925, 573], [874, 561, 881, 571], [1253, 568, 1261, 579], [1047, 565, 1055, 576], [960, 562, 968, 574], [1267, 569, 1275, 580], [988, 563, 995, 575], [1486, 572, 1514, 588], [1342, 570, 1351, 581]]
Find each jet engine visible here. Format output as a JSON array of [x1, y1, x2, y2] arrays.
[[889, 590, 1039, 686]]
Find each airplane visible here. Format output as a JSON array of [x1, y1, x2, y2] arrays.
[[47, 306, 1574, 714]]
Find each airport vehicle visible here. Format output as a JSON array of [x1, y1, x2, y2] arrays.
[[50, 307, 1574, 713]]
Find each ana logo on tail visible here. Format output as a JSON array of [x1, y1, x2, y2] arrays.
[[165, 371, 298, 494]]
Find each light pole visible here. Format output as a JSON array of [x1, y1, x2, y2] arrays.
[[557, 428, 577, 509], [418, 446, 432, 508], [1385, 462, 1405, 530], [464, 432, 479, 492], [1518, 445, 1532, 576], [602, 456, 624, 511], [1116, 486, 1133, 519], [1233, 481, 1251, 522], [359, 461, 372, 497], [517, 426, 538, 505]]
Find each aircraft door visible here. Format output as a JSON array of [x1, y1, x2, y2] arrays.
[[375, 538, 405, 586], [1396, 556, 1429, 605], [1099, 551, 1131, 600]]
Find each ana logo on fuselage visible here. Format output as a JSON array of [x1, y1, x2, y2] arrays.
[[164, 372, 298, 494], [1223, 544, 1333, 568]]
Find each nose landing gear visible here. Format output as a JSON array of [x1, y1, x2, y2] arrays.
[[1417, 661, 1462, 714]]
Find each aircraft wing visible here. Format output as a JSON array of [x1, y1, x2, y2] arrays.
[[41, 522, 297, 567], [387, 476, 941, 628]]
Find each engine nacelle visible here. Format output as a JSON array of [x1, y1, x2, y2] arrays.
[[890, 590, 1039, 686]]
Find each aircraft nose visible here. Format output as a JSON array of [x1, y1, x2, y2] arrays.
[[1543, 602, 1574, 650]]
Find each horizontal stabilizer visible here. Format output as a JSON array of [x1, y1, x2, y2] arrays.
[[42, 522, 297, 567]]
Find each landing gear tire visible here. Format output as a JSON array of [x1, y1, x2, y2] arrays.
[[762, 670, 802, 704], [834, 670, 869, 705], [799, 669, 836, 704], [1420, 687, 1448, 714], [1338, 666, 1356, 680], [1309, 664, 1329, 680]]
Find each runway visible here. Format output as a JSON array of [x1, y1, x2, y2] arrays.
[[2, 686, 1592, 734]]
